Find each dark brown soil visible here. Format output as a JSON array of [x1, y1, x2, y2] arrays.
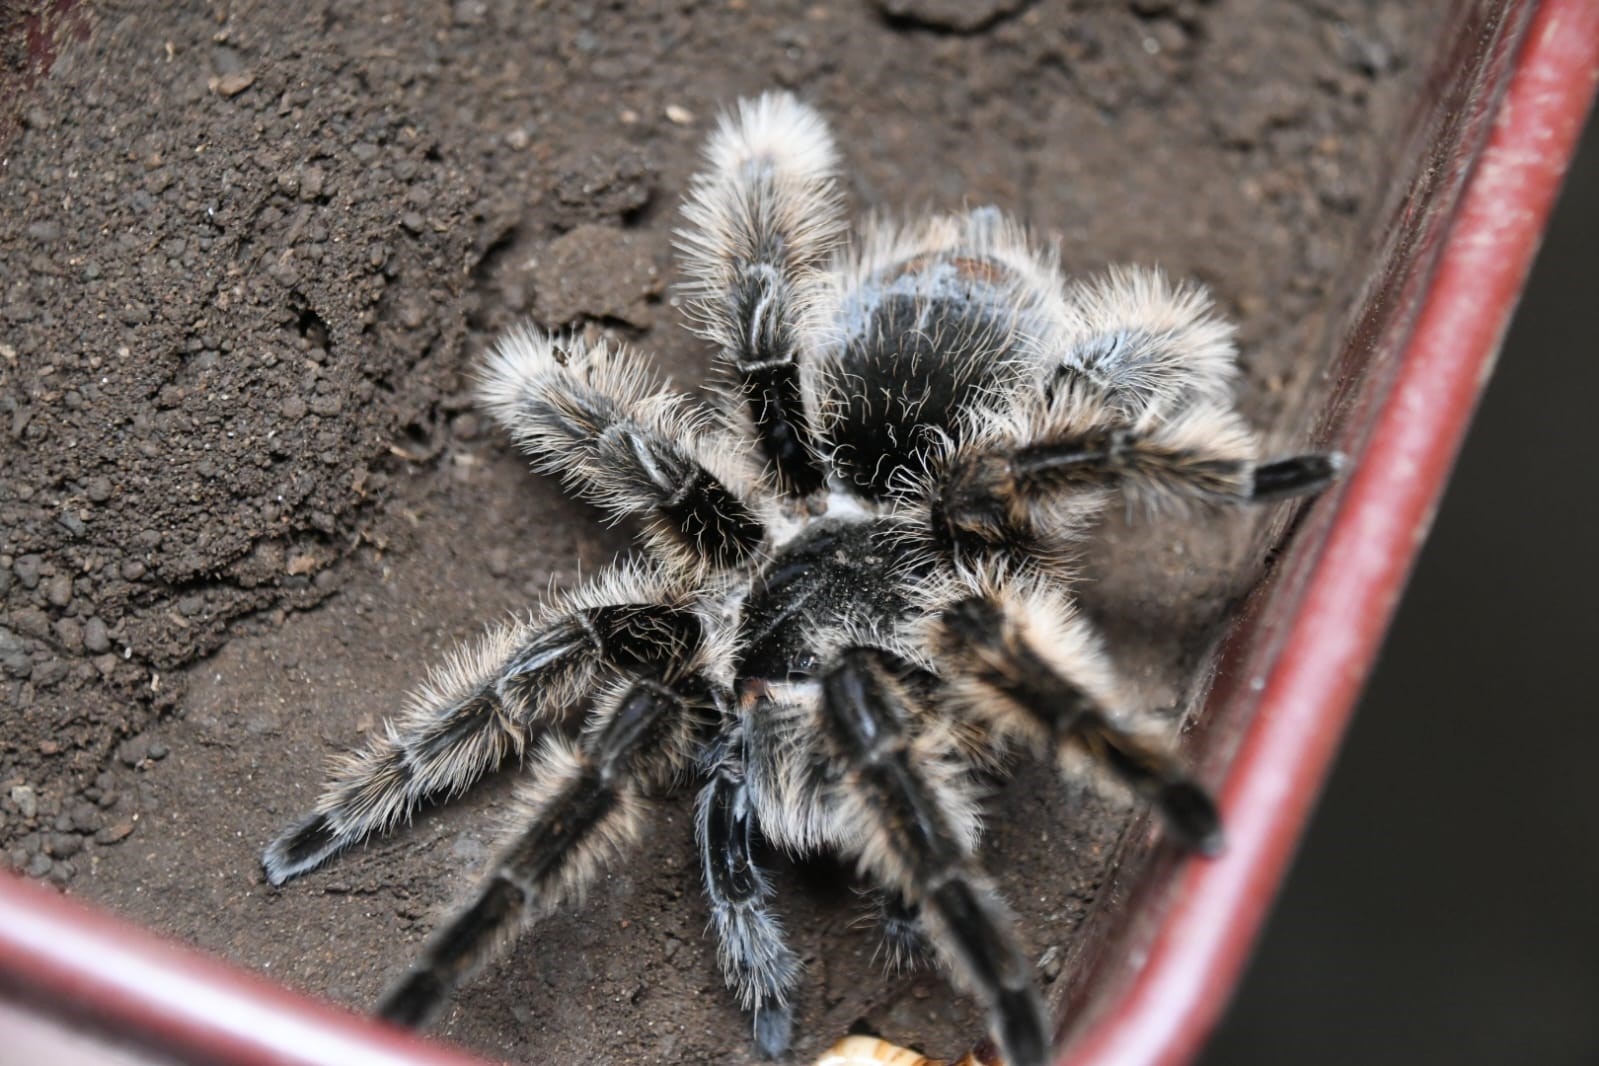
[[1, 1, 1441, 1063]]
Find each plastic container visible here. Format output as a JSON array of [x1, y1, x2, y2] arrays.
[[1, 1, 1594, 1063]]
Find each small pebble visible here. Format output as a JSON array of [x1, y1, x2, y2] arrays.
[[0, 629, 29, 676], [9, 785, 37, 820], [53, 617, 84, 654], [47, 833, 82, 859], [13, 555, 42, 589], [83, 617, 111, 654], [117, 734, 152, 767], [213, 71, 256, 97], [1039, 944, 1064, 982], [31, 658, 69, 688], [46, 574, 73, 606], [68, 801, 100, 832], [12, 607, 50, 640], [298, 166, 326, 201]]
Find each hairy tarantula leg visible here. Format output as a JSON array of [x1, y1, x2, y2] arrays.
[[379, 673, 708, 1027], [697, 725, 801, 1058], [678, 92, 846, 496], [934, 431, 1343, 552], [478, 328, 767, 569], [931, 586, 1223, 856], [262, 565, 700, 886], [1007, 432, 1343, 504], [820, 647, 1051, 1066]]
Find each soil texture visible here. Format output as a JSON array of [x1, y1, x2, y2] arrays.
[[1, 1, 1440, 1062]]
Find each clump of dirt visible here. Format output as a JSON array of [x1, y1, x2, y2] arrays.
[[1, 1, 1440, 1063]]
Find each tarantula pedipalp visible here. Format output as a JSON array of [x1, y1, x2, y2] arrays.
[[261, 92, 1340, 1066]]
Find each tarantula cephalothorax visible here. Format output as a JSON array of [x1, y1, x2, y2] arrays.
[[262, 92, 1340, 1066]]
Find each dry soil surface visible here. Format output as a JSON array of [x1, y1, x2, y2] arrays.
[[1, 1, 1439, 1062]]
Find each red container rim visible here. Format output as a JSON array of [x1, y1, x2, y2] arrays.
[[1, 3, 1595, 1065]]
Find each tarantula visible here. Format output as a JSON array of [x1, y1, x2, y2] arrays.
[[262, 92, 1339, 1066]]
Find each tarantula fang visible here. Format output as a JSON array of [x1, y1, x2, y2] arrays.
[[262, 91, 1341, 1066]]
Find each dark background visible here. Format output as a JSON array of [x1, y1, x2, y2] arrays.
[[1201, 107, 1598, 1064]]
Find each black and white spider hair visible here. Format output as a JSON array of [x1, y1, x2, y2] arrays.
[[262, 92, 1340, 1066]]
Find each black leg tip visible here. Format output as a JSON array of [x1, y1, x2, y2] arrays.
[[377, 971, 445, 1030], [996, 987, 1052, 1066], [262, 811, 345, 887], [752, 1001, 794, 1059], [1158, 780, 1226, 858], [1251, 451, 1346, 501]]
